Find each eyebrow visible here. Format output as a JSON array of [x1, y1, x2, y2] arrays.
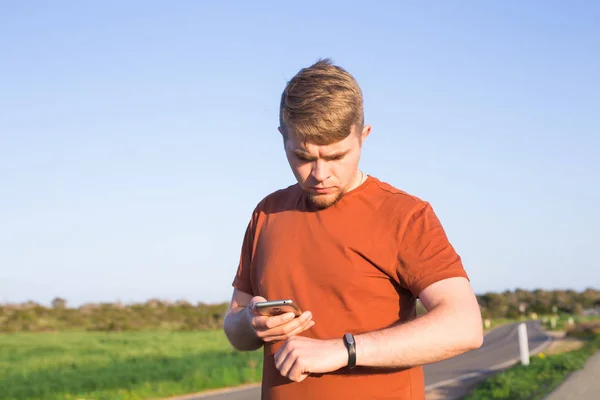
[[293, 149, 350, 161]]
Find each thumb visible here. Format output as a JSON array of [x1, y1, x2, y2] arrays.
[[248, 296, 268, 313]]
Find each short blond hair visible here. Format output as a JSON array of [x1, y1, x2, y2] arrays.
[[279, 58, 364, 145]]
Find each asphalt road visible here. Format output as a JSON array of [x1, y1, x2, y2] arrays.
[[185, 320, 551, 400], [423, 319, 550, 389]]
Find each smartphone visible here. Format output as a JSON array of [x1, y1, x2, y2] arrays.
[[254, 299, 302, 317]]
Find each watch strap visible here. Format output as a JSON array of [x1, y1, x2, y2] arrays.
[[343, 333, 357, 369]]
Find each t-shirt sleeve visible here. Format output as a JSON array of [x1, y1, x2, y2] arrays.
[[231, 204, 261, 296], [396, 201, 469, 298]]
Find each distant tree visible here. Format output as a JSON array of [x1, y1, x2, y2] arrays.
[[552, 290, 573, 313], [531, 289, 553, 314], [480, 292, 508, 318], [506, 303, 521, 319], [581, 288, 600, 308], [2, 288, 598, 334], [51, 297, 67, 309]]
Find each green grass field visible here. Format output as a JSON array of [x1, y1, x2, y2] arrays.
[[3, 315, 598, 399], [0, 330, 263, 400]]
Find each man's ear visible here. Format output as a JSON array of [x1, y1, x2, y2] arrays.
[[278, 126, 288, 145], [361, 124, 372, 141]]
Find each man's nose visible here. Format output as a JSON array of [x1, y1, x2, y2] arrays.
[[311, 160, 331, 182]]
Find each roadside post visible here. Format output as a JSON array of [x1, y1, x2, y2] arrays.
[[518, 322, 530, 366]]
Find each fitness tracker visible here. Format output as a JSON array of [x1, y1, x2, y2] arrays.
[[343, 333, 357, 369]]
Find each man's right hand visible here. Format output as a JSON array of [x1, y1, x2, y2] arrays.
[[245, 296, 315, 343]]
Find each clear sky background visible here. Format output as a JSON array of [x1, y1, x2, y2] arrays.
[[1, 1, 598, 306]]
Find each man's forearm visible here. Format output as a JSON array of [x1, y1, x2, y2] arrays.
[[354, 304, 483, 369], [223, 306, 264, 351]]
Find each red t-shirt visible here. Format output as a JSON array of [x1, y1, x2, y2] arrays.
[[233, 175, 469, 399]]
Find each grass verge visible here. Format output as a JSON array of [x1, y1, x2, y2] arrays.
[[0, 330, 263, 400], [464, 328, 600, 400]]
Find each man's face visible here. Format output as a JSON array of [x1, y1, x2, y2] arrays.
[[281, 125, 371, 209]]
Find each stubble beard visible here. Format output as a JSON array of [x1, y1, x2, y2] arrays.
[[307, 190, 346, 210], [305, 169, 364, 209]]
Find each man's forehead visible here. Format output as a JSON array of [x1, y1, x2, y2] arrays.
[[287, 135, 352, 154]]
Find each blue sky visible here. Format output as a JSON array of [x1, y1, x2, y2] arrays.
[[1, 1, 598, 306]]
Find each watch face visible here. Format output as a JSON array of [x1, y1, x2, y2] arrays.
[[344, 333, 355, 344]]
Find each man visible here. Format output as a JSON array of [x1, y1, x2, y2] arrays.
[[223, 58, 483, 399]]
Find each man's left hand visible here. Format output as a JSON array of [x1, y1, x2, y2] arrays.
[[274, 335, 348, 382]]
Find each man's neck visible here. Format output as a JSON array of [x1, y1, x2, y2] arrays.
[[347, 169, 366, 192]]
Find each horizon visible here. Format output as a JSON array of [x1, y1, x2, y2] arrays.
[[1, 2, 598, 307], [4, 285, 600, 309]]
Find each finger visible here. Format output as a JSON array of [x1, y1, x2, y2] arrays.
[[286, 319, 314, 337], [253, 310, 301, 332], [253, 314, 294, 337], [248, 296, 268, 311], [247, 296, 268, 316], [288, 356, 310, 382], [302, 320, 316, 332], [284, 317, 315, 337], [277, 348, 297, 378], [257, 311, 312, 339], [252, 312, 292, 331], [264, 319, 315, 342], [260, 315, 314, 342], [250, 296, 268, 305], [249, 315, 269, 330], [264, 326, 303, 343], [274, 342, 287, 370], [263, 312, 297, 329]]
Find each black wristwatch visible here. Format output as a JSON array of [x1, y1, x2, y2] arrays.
[[343, 333, 357, 369]]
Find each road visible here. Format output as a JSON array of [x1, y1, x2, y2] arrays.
[[178, 320, 551, 400], [423, 319, 550, 389]]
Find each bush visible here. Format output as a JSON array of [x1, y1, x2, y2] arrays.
[[565, 321, 600, 338], [0, 301, 229, 333]]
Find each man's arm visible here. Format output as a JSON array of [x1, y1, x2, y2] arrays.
[[354, 276, 483, 368], [223, 289, 263, 351], [274, 277, 483, 382], [351, 201, 484, 368]]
